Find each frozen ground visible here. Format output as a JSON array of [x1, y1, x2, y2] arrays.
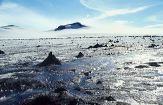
[[0, 35, 163, 105]]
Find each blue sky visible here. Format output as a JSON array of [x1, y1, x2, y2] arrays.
[[0, 0, 163, 34]]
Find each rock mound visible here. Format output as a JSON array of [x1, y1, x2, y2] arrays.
[[148, 44, 158, 48], [76, 52, 84, 58], [37, 52, 61, 67], [147, 62, 160, 67], [0, 50, 5, 54], [88, 43, 107, 49]]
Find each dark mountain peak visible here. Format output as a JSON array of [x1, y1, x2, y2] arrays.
[[1, 25, 18, 29], [70, 22, 84, 26], [55, 22, 87, 31]]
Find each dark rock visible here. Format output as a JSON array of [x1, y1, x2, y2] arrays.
[[96, 80, 102, 85], [147, 62, 160, 67], [135, 65, 149, 68], [101, 96, 116, 101], [0, 50, 5, 54], [54, 87, 67, 93], [22, 94, 83, 105], [157, 84, 163, 87], [114, 40, 119, 43], [148, 44, 158, 48], [74, 86, 81, 91], [87, 102, 100, 105], [88, 43, 107, 49], [70, 69, 76, 72], [124, 67, 130, 70], [85, 91, 93, 95], [37, 52, 61, 67], [68, 99, 78, 105], [110, 44, 114, 47], [116, 102, 131, 105], [22, 95, 57, 105], [0, 78, 45, 92], [76, 52, 84, 58], [108, 39, 113, 42], [83, 72, 90, 76], [36, 45, 41, 47]]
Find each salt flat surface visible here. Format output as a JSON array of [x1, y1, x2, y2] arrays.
[[0, 35, 163, 105]]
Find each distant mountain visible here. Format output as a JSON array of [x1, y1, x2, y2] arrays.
[[0, 25, 19, 30], [54, 22, 87, 31]]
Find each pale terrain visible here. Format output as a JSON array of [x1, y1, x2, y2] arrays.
[[0, 28, 163, 105]]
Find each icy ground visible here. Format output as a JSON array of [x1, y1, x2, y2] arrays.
[[0, 36, 163, 105]]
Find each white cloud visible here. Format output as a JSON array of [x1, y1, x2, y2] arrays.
[[1, 0, 163, 35], [80, 0, 151, 22], [147, 16, 158, 22], [79, 0, 163, 34], [92, 21, 163, 35], [92, 6, 149, 22], [0, 2, 66, 30], [144, 24, 163, 28]]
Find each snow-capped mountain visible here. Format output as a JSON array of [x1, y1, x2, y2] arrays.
[[54, 22, 87, 31]]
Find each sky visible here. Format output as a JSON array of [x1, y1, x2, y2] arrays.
[[0, 0, 163, 34]]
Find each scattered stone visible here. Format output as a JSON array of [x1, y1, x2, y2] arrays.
[[108, 39, 113, 42], [23, 94, 106, 105], [87, 102, 100, 105], [74, 86, 81, 91], [114, 40, 119, 43], [110, 44, 114, 47], [147, 62, 160, 67], [124, 67, 130, 70], [37, 52, 61, 67], [83, 72, 90, 76], [88, 43, 107, 49], [116, 102, 131, 105], [22, 95, 81, 105], [36, 45, 41, 47], [0, 50, 5, 54], [124, 62, 132, 65], [70, 69, 76, 72], [157, 84, 163, 87], [76, 52, 84, 58], [54, 87, 67, 93], [22, 95, 56, 105], [85, 91, 93, 95], [148, 44, 158, 48], [0, 78, 45, 92], [135, 65, 149, 68], [68, 99, 78, 105], [96, 80, 102, 85], [100, 96, 116, 101]]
